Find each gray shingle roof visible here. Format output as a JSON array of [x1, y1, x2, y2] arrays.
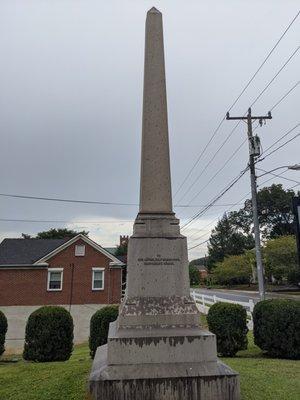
[[0, 238, 70, 266]]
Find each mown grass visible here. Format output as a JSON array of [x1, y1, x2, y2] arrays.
[[0, 335, 299, 400]]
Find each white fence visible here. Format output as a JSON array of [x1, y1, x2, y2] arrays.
[[191, 290, 255, 329]]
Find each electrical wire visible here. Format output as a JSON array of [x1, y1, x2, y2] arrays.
[[0, 218, 133, 224], [174, 10, 300, 199], [249, 46, 300, 108], [270, 81, 300, 111], [259, 132, 300, 161], [258, 122, 300, 158], [0, 192, 246, 209], [187, 171, 299, 251], [187, 139, 247, 205], [181, 166, 249, 231], [256, 168, 300, 185]]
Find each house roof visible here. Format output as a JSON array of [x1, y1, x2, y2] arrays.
[[104, 247, 118, 256], [0, 238, 69, 265], [194, 265, 208, 272], [0, 235, 124, 267]]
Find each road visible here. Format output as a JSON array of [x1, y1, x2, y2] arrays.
[[192, 288, 299, 304]]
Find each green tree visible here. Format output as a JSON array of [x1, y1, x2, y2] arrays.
[[34, 228, 89, 239], [213, 253, 253, 287], [207, 213, 254, 267], [115, 242, 128, 256], [232, 184, 298, 239], [263, 235, 298, 283], [189, 265, 200, 286]]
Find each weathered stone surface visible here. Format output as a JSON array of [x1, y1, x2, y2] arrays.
[[89, 6, 240, 399], [107, 321, 217, 364], [139, 7, 172, 214], [89, 345, 240, 400]]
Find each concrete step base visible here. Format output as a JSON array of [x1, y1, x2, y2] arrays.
[[89, 345, 240, 400]]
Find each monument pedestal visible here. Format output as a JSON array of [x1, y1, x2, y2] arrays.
[[90, 345, 239, 400]]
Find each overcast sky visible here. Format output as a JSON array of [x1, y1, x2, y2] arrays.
[[1, 0, 299, 259]]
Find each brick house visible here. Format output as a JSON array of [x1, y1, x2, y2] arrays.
[[0, 234, 124, 353]]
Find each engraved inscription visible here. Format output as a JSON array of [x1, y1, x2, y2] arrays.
[[138, 257, 180, 266]]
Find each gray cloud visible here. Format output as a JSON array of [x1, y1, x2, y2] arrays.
[[1, 0, 299, 258]]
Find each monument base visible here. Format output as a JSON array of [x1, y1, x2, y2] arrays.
[[89, 345, 240, 400]]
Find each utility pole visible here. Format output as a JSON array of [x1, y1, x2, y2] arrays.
[[226, 108, 272, 301]]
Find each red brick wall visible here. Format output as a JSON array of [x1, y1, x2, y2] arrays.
[[0, 239, 122, 306]]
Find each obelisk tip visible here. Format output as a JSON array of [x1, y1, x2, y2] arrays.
[[148, 7, 161, 14]]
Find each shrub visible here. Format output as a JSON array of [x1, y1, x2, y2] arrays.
[[0, 310, 8, 356], [189, 265, 200, 286], [287, 267, 300, 286], [207, 302, 248, 356], [253, 299, 300, 359], [89, 305, 119, 358], [23, 306, 73, 362], [212, 253, 253, 287]]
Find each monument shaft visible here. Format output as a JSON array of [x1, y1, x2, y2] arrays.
[[140, 8, 172, 214], [89, 8, 240, 400]]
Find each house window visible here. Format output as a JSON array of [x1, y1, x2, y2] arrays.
[[92, 268, 105, 290], [47, 268, 63, 291], [75, 245, 85, 256]]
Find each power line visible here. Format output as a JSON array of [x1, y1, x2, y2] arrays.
[[228, 9, 300, 112], [188, 239, 210, 251], [0, 193, 138, 206], [187, 139, 247, 205], [0, 218, 133, 224], [270, 81, 300, 111], [249, 46, 300, 108], [259, 131, 300, 161], [181, 166, 249, 231], [178, 45, 299, 205], [177, 121, 242, 203], [258, 122, 300, 157], [0, 192, 246, 209], [173, 117, 225, 198], [188, 170, 298, 251], [174, 10, 300, 199], [256, 168, 300, 185], [181, 80, 300, 206]]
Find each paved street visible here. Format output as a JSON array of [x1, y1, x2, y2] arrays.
[[193, 288, 299, 303]]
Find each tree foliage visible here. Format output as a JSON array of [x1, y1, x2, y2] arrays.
[[207, 302, 248, 356], [232, 184, 297, 239], [115, 242, 128, 256], [207, 213, 254, 267], [0, 311, 8, 356], [22, 228, 89, 239], [212, 253, 253, 286], [253, 299, 300, 359], [89, 306, 119, 359], [189, 265, 200, 286], [205, 184, 298, 269], [263, 235, 298, 283], [23, 306, 73, 362]]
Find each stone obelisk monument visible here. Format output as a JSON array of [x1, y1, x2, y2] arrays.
[[89, 8, 240, 400]]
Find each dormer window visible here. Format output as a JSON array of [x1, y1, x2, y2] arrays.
[[75, 245, 85, 256]]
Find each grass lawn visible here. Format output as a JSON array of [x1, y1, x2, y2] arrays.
[[1, 336, 299, 400]]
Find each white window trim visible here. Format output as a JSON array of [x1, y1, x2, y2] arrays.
[[92, 267, 105, 291], [47, 268, 63, 292], [75, 244, 85, 256]]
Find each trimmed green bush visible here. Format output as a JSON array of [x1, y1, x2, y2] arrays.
[[0, 310, 8, 356], [207, 302, 248, 356], [253, 299, 300, 359], [23, 306, 73, 362], [89, 305, 119, 358]]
